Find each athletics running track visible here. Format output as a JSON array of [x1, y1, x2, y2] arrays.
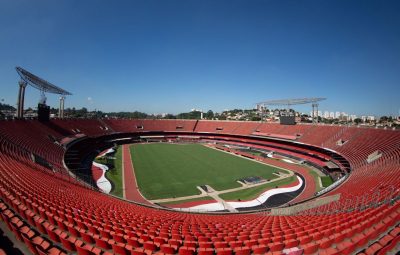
[[122, 144, 153, 205]]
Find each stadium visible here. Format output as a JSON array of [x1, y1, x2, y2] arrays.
[[1, 1, 400, 255], [0, 67, 399, 255]]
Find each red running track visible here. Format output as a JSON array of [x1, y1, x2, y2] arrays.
[[256, 156, 316, 204], [122, 144, 153, 205]]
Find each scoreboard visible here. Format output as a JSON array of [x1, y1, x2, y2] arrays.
[[280, 114, 296, 125]]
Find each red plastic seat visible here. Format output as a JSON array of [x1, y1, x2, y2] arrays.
[[284, 239, 299, 249], [45, 228, 62, 243], [228, 241, 242, 248], [335, 232, 347, 243], [130, 248, 146, 255], [37, 246, 67, 255], [143, 241, 158, 252], [76, 245, 97, 255], [127, 237, 141, 248], [178, 246, 195, 255], [199, 241, 213, 248], [216, 247, 233, 255], [269, 242, 284, 252], [318, 237, 334, 249], [95, 238, 112, 250], [244, 239, 258, 247], [60, 236, 77, 252], [183, 241, 197, 249], [271, 236, 283, 243], [311, 232, 323, 241], [21, 233, 39, 255], [364, 243, 383, 255], [198, 236, 210, 242], [234, 246, 251, 255], [198, 247, 214, 255], [252, 245, 268, 254], [154, 237, 167, 246], [168, 239, 182, 246], [302, 243, 319, 254], [336, 241, 356, 255], [80, 232, 95, 244], [99, 229, 112, 239], [298, 235, 312, 245], [67, 225, 81, 238], [257, 237, 271, 245], [113, 233, 127, 243], [378, 234, 394, 247], [112, 243, 129, 255], [214, 241, 229, 248], [160, 244, 177, 254], [319, 247, 340, 255]]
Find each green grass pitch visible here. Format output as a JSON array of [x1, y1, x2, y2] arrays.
[[130, 143, 287, 199], [321, 176, 334, 187]]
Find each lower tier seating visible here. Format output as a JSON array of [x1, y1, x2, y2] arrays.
[[0, 119, 399, 254]]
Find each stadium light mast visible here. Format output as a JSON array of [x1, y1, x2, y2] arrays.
[[59, 96, 66, 118], [17, 80, 28, 118], [257, 97, 327, 124], [312, 103, 319, 124], [15, 67, 72, 119]]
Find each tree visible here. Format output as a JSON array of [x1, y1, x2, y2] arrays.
[[0, 102, 16, 111], [218, 115, 227, 120], [131, 111, 147, 119], [379, 116, 388, 123], [204, 110, 214, 119], [354, 118, 362, 124], [50, 107, 58, 114], [93, 111, 104, 118], [176, 111, 201, 119], [163, 114, 176, 119]]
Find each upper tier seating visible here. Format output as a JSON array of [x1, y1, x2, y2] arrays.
[[50, 119, 114, 137], [104, 119, 197, 133], [0, 120, 66, 171]]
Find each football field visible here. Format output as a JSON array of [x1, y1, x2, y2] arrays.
[[130, 143, 288, 199]]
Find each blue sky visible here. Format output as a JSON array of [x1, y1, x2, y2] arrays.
[[0, 0, 399, 116]]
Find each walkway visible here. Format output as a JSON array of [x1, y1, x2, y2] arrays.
[[122, 144, 153, 205], [205, 185, 238, 212]]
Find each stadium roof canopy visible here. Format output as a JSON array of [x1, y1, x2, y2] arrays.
[[16, 66, 72, 95], [257, 97, 326, 106]]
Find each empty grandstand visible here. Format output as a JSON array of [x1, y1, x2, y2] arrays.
[[1, 0, 400, 253], [0, 118, 399, 254]]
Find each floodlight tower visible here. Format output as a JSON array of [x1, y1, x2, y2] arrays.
[[15, 67, 72, 119], [17, 80, 28, 118], [59, 96, 66, 118], [312, 103, 319, 124], [257, 98, 326, 124]]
